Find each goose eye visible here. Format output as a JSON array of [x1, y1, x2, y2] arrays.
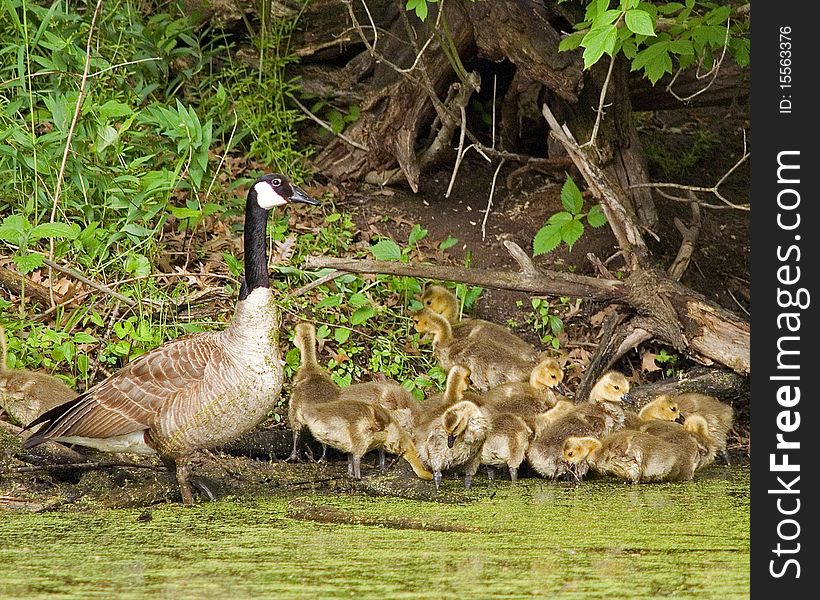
[[425, 300, 432, 306], [613, 385, 620, 390], [271, 178, 282, 186], [671, 407, 678, 412], [568, 451, 574, 457]]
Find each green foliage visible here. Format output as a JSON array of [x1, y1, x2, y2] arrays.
[[533, 174, 607, 256], [653, 347, 682, 377], [559, 0, 749, 84], [523, 297, 570, 350], [405, 0, 438, 21]]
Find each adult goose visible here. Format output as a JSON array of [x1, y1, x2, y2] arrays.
[[21, 173, 318, 505]]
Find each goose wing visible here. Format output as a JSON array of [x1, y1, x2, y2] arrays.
[[23, 332, 225, 445]]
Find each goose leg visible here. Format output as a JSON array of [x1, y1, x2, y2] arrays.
[[433, 470, 442, 491], [463, 473, 473, 489], [378, 448, 386, 470], [165, 457, 194, 507], [509, 466, 518, 482], [486, 466, 495, 481], [347, 454, 354, 477], [352, 454, 362, 479], [287, 428, 301, 462]]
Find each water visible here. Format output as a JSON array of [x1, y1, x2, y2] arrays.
[[0, 465, 749, 599]]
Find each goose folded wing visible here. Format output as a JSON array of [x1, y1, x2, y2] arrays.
[[25, 333, 225, 441]]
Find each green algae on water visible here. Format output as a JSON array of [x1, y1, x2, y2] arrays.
[[0, 466, 749, 599]]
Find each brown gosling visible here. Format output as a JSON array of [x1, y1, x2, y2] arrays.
[[413, 365, 476, 444], [412, 308, 535, 391], [339, 379, 419, 438], [417, 399, 489, 491], [420, 285, 539, 358], [481, 357, 568, 415], [480, 411, 534, 482], [562, 428, 698, 483], [288, 322, 341, 462], [667, 392, 734, 464], [641, 413, 717, 471], [525, 370, 632, 480], [1, 326, 77, 428], [623, 394, 683, 429], [302, 400, 432, 480]]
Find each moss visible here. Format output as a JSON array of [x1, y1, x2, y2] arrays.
[[0, 466, 749, 599]]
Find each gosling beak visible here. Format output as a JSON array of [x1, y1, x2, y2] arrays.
[[621, 392, 635, 406], [289, 185, 320, 206], [447, 435, 456, 449], [675, 414, 686, 424], [555, 382, 568, 395]]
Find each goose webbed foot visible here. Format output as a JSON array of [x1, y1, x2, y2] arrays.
[[720, 449, 732, 465], [189, 475, 223, 502]]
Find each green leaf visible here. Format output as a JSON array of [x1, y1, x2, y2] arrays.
[[29, 222, 79, 240], [586, 204, 608, 228], [668, 39, 694, 56], [334, 327, 351, 344], [73, 332, 98, 344], [98, 99, 133, 120], [624, 9, 656, 36], [581, 25, 617, 68], [632, 41, 672, 84], [14, 252, 44, 274], [350, 306, 376, 325], [124, 253, 151, 277], [123, 223, 153, 238], [0, 214, 30, 245], [349, 293, 370, 308], [561, 218, 585, 250], [560, 175, 584, 215], [407, 224, 428, 246], [533, 212, 573, 256], [169, 207, 202, 220], [370, 239, 402, 261], [559, 31, 586, 52], [439, 235, 458, 250]]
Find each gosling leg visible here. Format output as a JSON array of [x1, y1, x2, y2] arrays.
[[347, 454, 354, 477], [486, 466, 496, 481], [318, 443, 328, 463], [433, 470, 442, 491], [720, 449, 732, 465], [351, 454, 362, 480], [378, 448, 386, 470], [463, 473, 473, 490], [287, 428, 301, 462], [509, 466, 518, 482]]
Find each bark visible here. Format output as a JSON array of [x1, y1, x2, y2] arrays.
[[625, 367, 749, 409]]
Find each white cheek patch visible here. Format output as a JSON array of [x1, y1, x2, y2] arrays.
[[255, 182, 288, 208]]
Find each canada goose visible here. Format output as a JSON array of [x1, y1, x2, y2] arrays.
[[668, 392, 734, 463], [288, 321, 340, 462], [412, 308, 535, 391], [301, 398, 432, 480], [480, 411, 533, 482], [562, 428, 696, 483], [21, 174, 318, 505], [420, 285, 539, 358], [481, 357, 567, 415], [417, 399, 489, 491], [525, 370, 631, 480], [1, 326, 77, 428]]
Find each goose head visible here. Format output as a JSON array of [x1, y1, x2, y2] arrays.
[[639, 394, 683, 423], [442, 400, 483, 448], [420, 285, 459, 323], [241, 174, 318, 301], [411, 308, 451, 345], [562, 436, 602, 465], [530, 357, 567, 395], [251, 174, 319, 209], [588, 371, 632, 405]]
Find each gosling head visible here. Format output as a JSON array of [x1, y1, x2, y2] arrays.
[[562, 436, 601, 465], [293, 322, 315, 350], [412, 308, 450, 344], [530, 357, 567, 394], [588, 371, 632, 405], [639, 394, 682, 422], [420, 285, 459, 323], [251, 174, 319, 210], [683, 414, 711, 438], [442, 400, 481, 448]]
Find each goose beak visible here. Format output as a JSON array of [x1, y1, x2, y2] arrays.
[[289, 185, 320, 205], [621, 392, 635, 406], [447, 434, 456, 448], [675, 413, 686, 424]]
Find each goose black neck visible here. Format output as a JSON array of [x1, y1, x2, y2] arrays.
[[239, 188, 270, 301]]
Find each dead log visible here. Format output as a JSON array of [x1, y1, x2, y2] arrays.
[[624, 367, 749, 408]]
